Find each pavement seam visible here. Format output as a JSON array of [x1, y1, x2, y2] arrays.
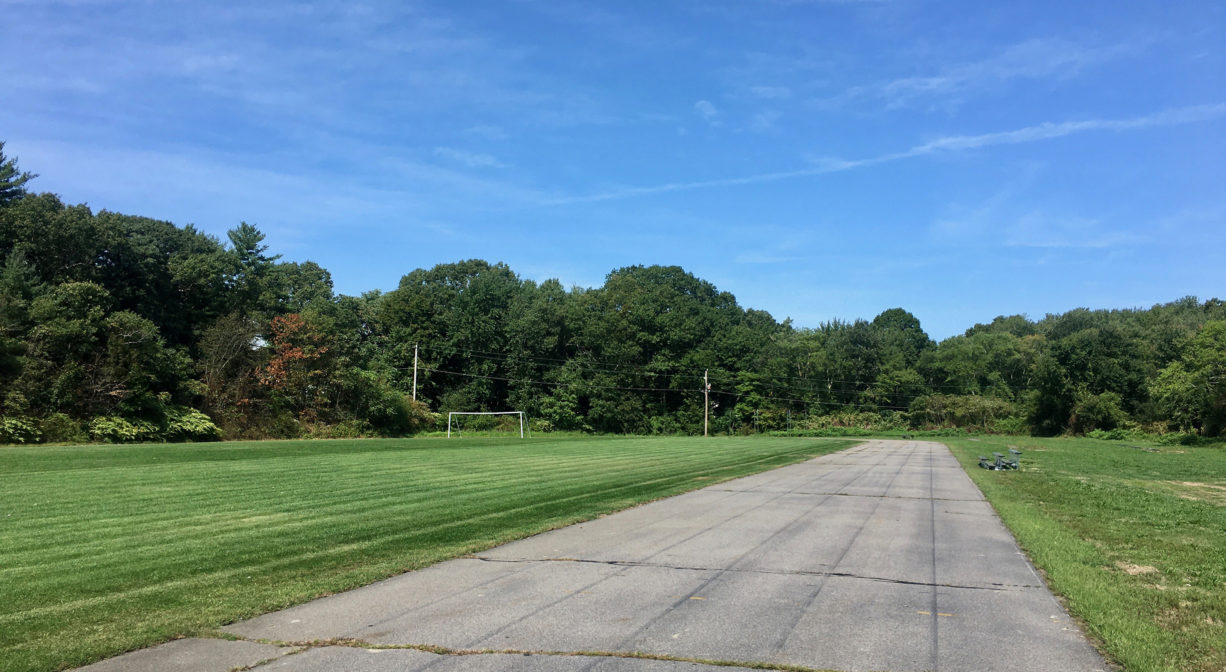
[[223, 635, 865, 672], [438, 449, 889, 665], [767, 441, 922, 657], [584, 445, 902, 669], [706, 489, 984, 503], [928, 444, 941, 672], [225, 646, 309, 672], [341, 444, 835, 639], [472, 555, 1040, 591]]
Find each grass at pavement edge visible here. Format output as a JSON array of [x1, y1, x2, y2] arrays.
[[941, 436, 1226, 672]]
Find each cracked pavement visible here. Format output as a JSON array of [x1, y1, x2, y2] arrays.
[[75, 440, 1109, 672]]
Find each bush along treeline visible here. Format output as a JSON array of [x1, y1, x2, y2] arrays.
[[1, 144, 1224, 444]]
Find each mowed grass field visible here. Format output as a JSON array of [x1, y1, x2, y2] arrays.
[[0, 435, 855, 672], [943, 436, 1226, 672]]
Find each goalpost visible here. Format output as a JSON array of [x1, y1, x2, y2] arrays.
[[447, 411, 527, 438]]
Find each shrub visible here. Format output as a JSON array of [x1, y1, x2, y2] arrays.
[[648, 415, 685, 435], [405, 399, 438, 434], [991, 416, 1030, 435], [769, 427, 874, 438], [265, 411, 304, 439], [305, 420, 374, 439], [1071, 391, 1128, 434], [361, 388, 412, 434], [796, 410, 907, 431], [910, 427, 970, 437], [1158, 432, 1200, 446], [88, 416, 160, 443], [0, 416, 41, 444], [162, 406, 222, 442], [529, 418, 554, 433], [39, 413, 86, 444], [909, 394, 1017, 430]]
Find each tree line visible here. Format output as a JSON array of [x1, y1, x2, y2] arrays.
[[1, 143, 1223, 443]]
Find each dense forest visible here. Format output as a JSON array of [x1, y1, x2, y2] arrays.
[[1, 143, 1224, 443]]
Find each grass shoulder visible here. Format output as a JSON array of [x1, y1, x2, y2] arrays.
[[940, 435, 1226, 672]]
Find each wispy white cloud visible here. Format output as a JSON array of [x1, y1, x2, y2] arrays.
[[821, 38, 1144, 111], [518, 1, 693, 51], [464, 124, 509, 140], [931, 163, 1155, 250], [1003, 212, 1145, 249], [694, 99, 720, 125], [749, 110, 781, 132], [748, 85, 793, 100], [763, 0, 895, 5], [909, 102, 1226, 153], [19, 137, 547, 238], [930, 164, 1043, 241], [432, 147, 506, 169], [543, 103, 1226, 205], [734, 250, 806, 264]]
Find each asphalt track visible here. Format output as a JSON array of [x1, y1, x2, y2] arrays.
[[78, 440, 1108, 672]]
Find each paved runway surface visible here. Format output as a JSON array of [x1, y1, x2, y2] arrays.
[[79, 440, 1108, 672]]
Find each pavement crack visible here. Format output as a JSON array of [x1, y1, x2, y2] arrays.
[[473, 555, 1038, 591], [224, 634, 849, 672], [708, 489, 983, 502]]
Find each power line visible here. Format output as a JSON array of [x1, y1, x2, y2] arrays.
[[413, 360, 949, 406], [421, 366, 696, 394], [420, 366, 914, 413], [414, 341, 977, 393], [418, 344, 705, 382]]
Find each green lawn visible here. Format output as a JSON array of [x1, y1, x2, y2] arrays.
[[942, 436, 1226, 672], [0, 435, 855, 672]]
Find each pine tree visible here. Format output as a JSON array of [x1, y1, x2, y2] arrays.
[[0, 141, 37, 205]]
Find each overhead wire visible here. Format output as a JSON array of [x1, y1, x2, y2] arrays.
[[418, 366, 914, 413], [412, 357, 945, 408], [413, 341, 978, 393]]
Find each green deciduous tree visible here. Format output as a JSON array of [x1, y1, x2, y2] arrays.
[[1151, 321, 1226, 435]]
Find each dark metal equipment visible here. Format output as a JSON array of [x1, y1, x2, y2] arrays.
[[979, 449, 1021, 470]]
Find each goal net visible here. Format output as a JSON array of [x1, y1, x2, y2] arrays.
[[447, 411, 527, 438]]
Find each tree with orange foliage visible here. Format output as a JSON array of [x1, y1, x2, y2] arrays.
[[260, 313, 333, 421]]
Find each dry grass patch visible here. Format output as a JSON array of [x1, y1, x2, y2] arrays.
[[1117, 561, 1159, 576]]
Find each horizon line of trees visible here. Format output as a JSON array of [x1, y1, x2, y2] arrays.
[[2, 143, 1224, 444]]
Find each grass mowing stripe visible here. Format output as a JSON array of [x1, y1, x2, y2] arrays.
[[2, 456, 659, 559], [5, 441, 834, 612], [4, 439, 828, 568], [3, 451, 730, 570], [9, 446, 701, 524], [5, 445, 701, 540], [7, 443, 823, 595], [1, 436, 855, 672], [9, 483, 807, 626], [3, 441, 814, 558]]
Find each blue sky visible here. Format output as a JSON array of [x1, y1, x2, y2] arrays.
[[4, 0, 1224, 340]]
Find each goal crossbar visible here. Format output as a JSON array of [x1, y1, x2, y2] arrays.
[[447, 411, 526, 438]]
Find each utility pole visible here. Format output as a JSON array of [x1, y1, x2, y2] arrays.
[[703, 369, 710, 437], [412, 343, 419, 402]]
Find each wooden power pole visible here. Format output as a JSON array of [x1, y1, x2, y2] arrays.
[[412, 343, 419, 402], [704, 369, 710, 437]]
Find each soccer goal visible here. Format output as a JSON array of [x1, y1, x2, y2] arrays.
[[447, 411, 527, 438]]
